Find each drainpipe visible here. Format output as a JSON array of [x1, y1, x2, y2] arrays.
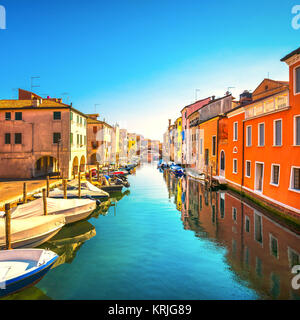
[[241, 120, 245, 194]]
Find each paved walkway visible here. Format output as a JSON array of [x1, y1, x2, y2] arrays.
[[0, 178, 61, 209]]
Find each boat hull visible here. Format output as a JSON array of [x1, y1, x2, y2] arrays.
[[0, 256, 57, 298]]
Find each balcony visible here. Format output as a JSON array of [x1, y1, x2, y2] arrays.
[[245, 93, 289, 120]]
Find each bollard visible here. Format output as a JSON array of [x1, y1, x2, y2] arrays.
[[63, 179, 67, 199], [46, 176, 50, 197], [97, 164, 100, 182], [42, 189, 47, 216], [78, 172, 81, 198], [23, 182, 27, 204], [5, 204, 12, 250]]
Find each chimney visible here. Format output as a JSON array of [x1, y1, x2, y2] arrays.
[[212, 95, 215, 100], [168, 119, 171, 127]]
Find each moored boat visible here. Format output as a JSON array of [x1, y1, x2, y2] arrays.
[[0, 249, 58, 298], [0, 215, 66, 249], [9, 198, 96, 225]]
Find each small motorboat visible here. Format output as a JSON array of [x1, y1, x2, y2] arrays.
[[9, 198, 96, 225], [0, 215, 66, 249], [170, 164, 185, 177], [0, 249, 58, 298]]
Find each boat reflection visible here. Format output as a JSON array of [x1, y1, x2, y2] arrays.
[[39, 220, 96, 268], [1, 286, 52, 300], [163, 171, 300, 300]]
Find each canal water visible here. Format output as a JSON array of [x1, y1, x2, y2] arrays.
[[3, 164, 300, 300]]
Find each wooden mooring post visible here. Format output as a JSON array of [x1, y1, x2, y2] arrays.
[[63, 179, 67, 199], [46, 176, 50, 197], [23, 182, 27, 204], [42, 189, 47, 216], [210, 166, 213, 188], [5, 203, 12, 250], [89, 169, 92, 183], [78, 172, 81, 198], [97, 164, 100, 182]]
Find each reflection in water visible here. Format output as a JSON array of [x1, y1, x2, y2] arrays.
[[1, 286, 52, 300], [40, 220, 97, 268], [163, 170, 300, 300]]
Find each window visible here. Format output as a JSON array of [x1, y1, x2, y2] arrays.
[[53, 132, 61, 144], [5, 133, 10, 144], [80, 117, 82, 125], [5, 112, 11, 120], [200, 139, 203, 155], [290, 167, 300, 191], [53, 112, 61, 120], [84, 136, 87, 145], [245, 216, 250, 233], [93, 126, 97, 134], [15, 112, 22, 121], [270, 234, 279, 259], [205, 149, 209, 166], [233, 159, 237, 174], [70, 133, 73, 145], [15, 133, 22, 144], [271, 164, 280, 186], [295, 116, 300, 146], [296, 66, 300, 94], [233, 122, 238, 141], [77, 115, 79, 123], [220, 193, 225, 218], [258, 123, 265, 146], [246, 161, 251, 177], [77, 134, 79, 145], [80, 135, 82, 145], [212, 136, 216, 156], [232, 207, 237, 221], [254, 213, 263, 245], [246, 126, 252, 146], [70, 112, 73, 121], [274, 119, 282, 146]]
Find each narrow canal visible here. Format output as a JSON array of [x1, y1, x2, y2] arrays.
[[4, 164, 300, 300]]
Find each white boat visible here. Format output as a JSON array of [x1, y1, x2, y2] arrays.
[[34, 181, 109, 200], [186, 169, 206, 181], [0, 215, 65, 249], [9, 198, 96, 225], [0, 249, 58, 297]]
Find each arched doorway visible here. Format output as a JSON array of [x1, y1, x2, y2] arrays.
[[72, 156, 79, 176], [35, 156, 57, 177], [220, 150, 225, 177], [80, 155, 86, 172]]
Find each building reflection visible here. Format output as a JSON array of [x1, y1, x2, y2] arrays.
[[163, 171, 300, 300]]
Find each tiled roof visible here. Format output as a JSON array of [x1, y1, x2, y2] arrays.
[[0, 99, 68, 109], [87, 117, 113, 128]]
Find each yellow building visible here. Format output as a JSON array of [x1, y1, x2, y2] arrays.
[[174, 117, 182, 164]]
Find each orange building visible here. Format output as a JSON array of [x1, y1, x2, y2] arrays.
[[218, 49, 300, 216]]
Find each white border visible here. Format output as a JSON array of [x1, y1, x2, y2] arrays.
[[293, 65, 300, 96], [246, 125, 252, 147], [233, 121, 238, 141], [233, 158, 238, 174], [294, 114, 300, 146]]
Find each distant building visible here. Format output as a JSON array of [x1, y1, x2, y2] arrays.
[[0, 89, 87, 179], [86, 114, 113, 166]]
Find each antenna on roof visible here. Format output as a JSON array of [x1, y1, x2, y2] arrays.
[[227, 87, 235, 94], [195, 89, 201, 101], [94, 104, 100, 114], [30, 76, 40, 92], [61, 92, 69, 103]]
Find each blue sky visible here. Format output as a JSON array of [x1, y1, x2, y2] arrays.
[[0, 0, 299, 140]]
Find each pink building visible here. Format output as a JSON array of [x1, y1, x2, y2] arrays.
[[181, 97, 211, 165]]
